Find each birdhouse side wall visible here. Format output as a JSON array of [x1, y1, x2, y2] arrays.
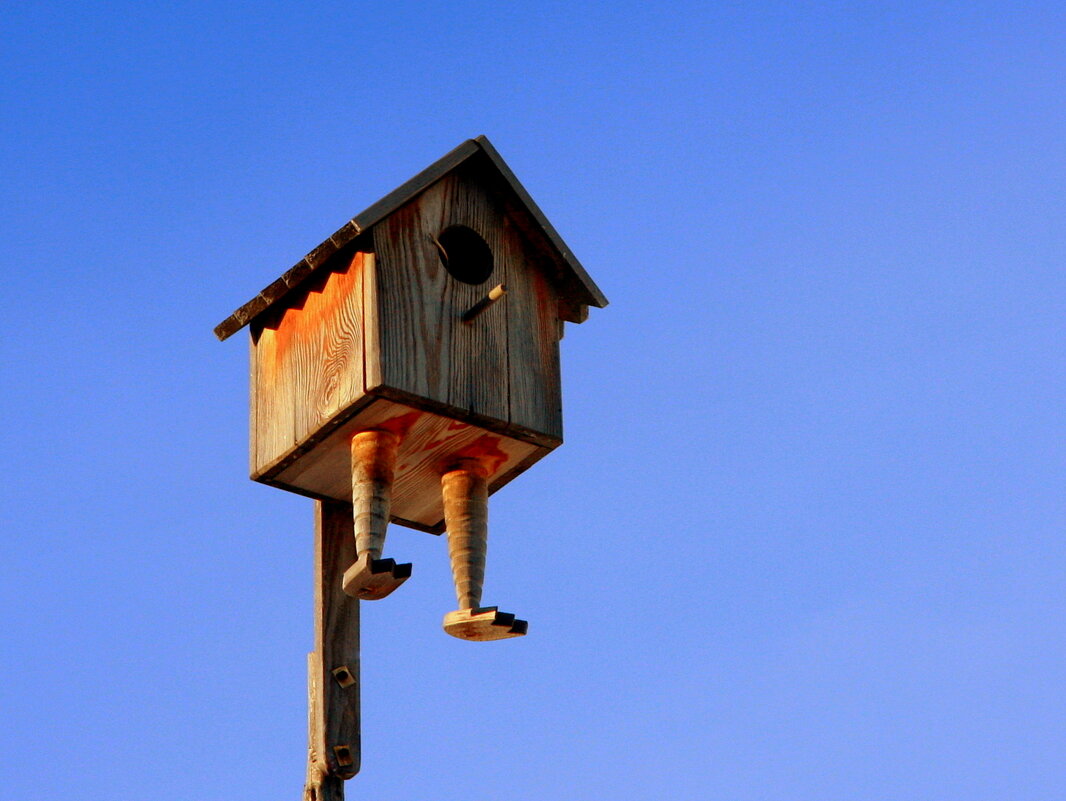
[[368, 167, 563, 445], [249, 251, 373, 477]]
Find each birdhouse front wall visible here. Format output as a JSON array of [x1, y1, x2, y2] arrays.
[[370, 165, 563, 444]]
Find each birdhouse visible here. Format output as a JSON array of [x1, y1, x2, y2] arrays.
[[215, 136, 606, 642]]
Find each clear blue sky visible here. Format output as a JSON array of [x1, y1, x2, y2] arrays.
[[3, 3, 1064, 799]]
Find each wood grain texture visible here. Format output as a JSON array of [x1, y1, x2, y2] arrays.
[[349, 430, 398, 559], [370, 164, 564, 442], [250, 313, 295, 473], [442, 461, 489, 610], [371, 167, 511, 423], [304, 652, 345, 801], [275, 398, 545, 530], [362, 251, 382, 394], [250, 253, 369, 477], [293, 255, 365, 445], [312, 500, 360, 780], [501, 214, 563, 440]]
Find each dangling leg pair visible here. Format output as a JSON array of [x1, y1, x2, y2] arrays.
[[341, 429, 526, 641]]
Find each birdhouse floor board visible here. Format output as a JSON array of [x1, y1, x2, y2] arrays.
[[365, 384, 561, 451], [264, 398, 548, 531]]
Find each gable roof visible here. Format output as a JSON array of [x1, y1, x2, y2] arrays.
[[213, 135, 608, 341]]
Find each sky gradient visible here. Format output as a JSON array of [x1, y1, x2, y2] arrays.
[[3, 3, 1065, 799]]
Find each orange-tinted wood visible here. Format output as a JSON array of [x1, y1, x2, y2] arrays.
[[251, 253, 369, 477], [349, 430, 399, 559], [442, 460, 489, 611], [271, 398, 545, 531]]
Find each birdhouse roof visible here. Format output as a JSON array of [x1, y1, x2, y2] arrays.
[[214, 136, 608, 341]]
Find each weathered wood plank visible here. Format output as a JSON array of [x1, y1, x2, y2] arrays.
[[444, 172, 511, 422], [370, 191, 440, 403], [502, 214, 563, 441], [312, 500, 360, 781], [291, 255, 366, 445], [251, 256, 369, 477], [250, 313, 297, 472], [304, 652, 345, 801], [362, 252, 382, 393], [371, 168, 510, 424]]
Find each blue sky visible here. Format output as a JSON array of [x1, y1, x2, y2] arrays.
[[2, 3, 1064, 799]]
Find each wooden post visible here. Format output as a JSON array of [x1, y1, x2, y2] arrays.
[[305, 500, 360, 799], [303, 653, 344, 801]]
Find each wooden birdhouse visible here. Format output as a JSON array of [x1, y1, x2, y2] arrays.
[[216, 136, 606, 643], [216, 137, 606, 790]]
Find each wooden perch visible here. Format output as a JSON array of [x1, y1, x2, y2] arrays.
[[461, 283, 507, 322]]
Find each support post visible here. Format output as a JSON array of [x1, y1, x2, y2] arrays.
[[305, 499, 361, 799], [303, 653, 344, 801]]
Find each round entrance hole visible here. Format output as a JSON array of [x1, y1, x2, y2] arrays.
[[435, 225, 493, 284]]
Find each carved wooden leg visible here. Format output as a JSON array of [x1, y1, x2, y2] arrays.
[[441, 459, 527, 641], [341, 430, 411, 600]]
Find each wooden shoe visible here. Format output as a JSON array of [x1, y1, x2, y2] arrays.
[[341, 552, 412, 600], [442, 607, 527, 641]]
